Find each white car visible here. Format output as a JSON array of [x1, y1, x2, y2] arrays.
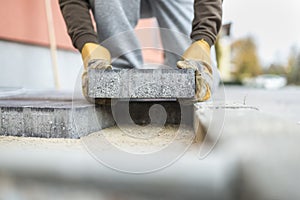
[[254, 74, 287, 89]]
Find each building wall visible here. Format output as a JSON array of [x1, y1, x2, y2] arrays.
[[0, 40, 81, 90], [0, 0, 73, 49]]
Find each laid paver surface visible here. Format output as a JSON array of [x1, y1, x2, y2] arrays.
[[0, 86, 300, 200]]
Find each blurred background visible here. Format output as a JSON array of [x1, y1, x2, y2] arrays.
[[0, 0, 299, 90], [219, 0, 300, 87]]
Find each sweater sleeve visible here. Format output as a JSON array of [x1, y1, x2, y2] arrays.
[[59, 0, 98, 52], [191, 0, 223, 47]]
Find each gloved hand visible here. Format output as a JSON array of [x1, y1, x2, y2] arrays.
[[81, 43, 112, 104], [177, 39, 213, 102]]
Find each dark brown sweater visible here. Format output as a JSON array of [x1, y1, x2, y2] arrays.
[[59, 0, 222, 52]]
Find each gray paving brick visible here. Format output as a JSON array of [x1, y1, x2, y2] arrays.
[[88, 69, 195, 99], [0, 100, 114, 139], [0, 91, 193, 138]]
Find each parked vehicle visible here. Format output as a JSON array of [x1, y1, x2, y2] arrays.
[[242, 74, 287, 89]]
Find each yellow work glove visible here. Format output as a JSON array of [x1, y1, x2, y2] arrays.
[[81, 43, 112, 104], [177, 39, 213, 102]]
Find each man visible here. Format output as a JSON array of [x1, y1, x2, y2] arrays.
[[59, 0, 222, 102]]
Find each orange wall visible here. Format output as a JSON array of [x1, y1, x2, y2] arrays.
[[0, 0, 73, 49]]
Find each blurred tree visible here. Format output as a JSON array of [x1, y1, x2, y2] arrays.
[[231, 37, 262, 81], [288, 50, 300, 85], [264, 63, 287, 75]]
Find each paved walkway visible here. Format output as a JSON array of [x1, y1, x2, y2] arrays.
[[0, 86, 300, 200]]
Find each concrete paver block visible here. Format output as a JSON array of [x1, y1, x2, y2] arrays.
[[193, 103, 260, 142], [88, 69, 195, 99], [0, 91, 193, 138], [0, 100, 114, 139]]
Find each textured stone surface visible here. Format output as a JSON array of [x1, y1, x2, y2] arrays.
[[0, 91, 193, 138], [0, 100, 114, 139], [88, 69, 195, 99]]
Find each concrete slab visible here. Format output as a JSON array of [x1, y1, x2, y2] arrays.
[[0, 91, 193, 138], [224, 86, 300, 124], [0, 89, 74, 101], [0, 99, 114, 139], [219, 110, 300, 200], [88, 69, 195, 99], [1, 87, 298, 199], [193, 103, 260, 142], [194, 102, 300, 200], [194, 102, 299, 142], [0, 134, 239, 200]]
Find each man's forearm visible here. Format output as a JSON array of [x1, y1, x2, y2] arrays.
[[191, 0, 223, 46], [59, 0, 98, 51]]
